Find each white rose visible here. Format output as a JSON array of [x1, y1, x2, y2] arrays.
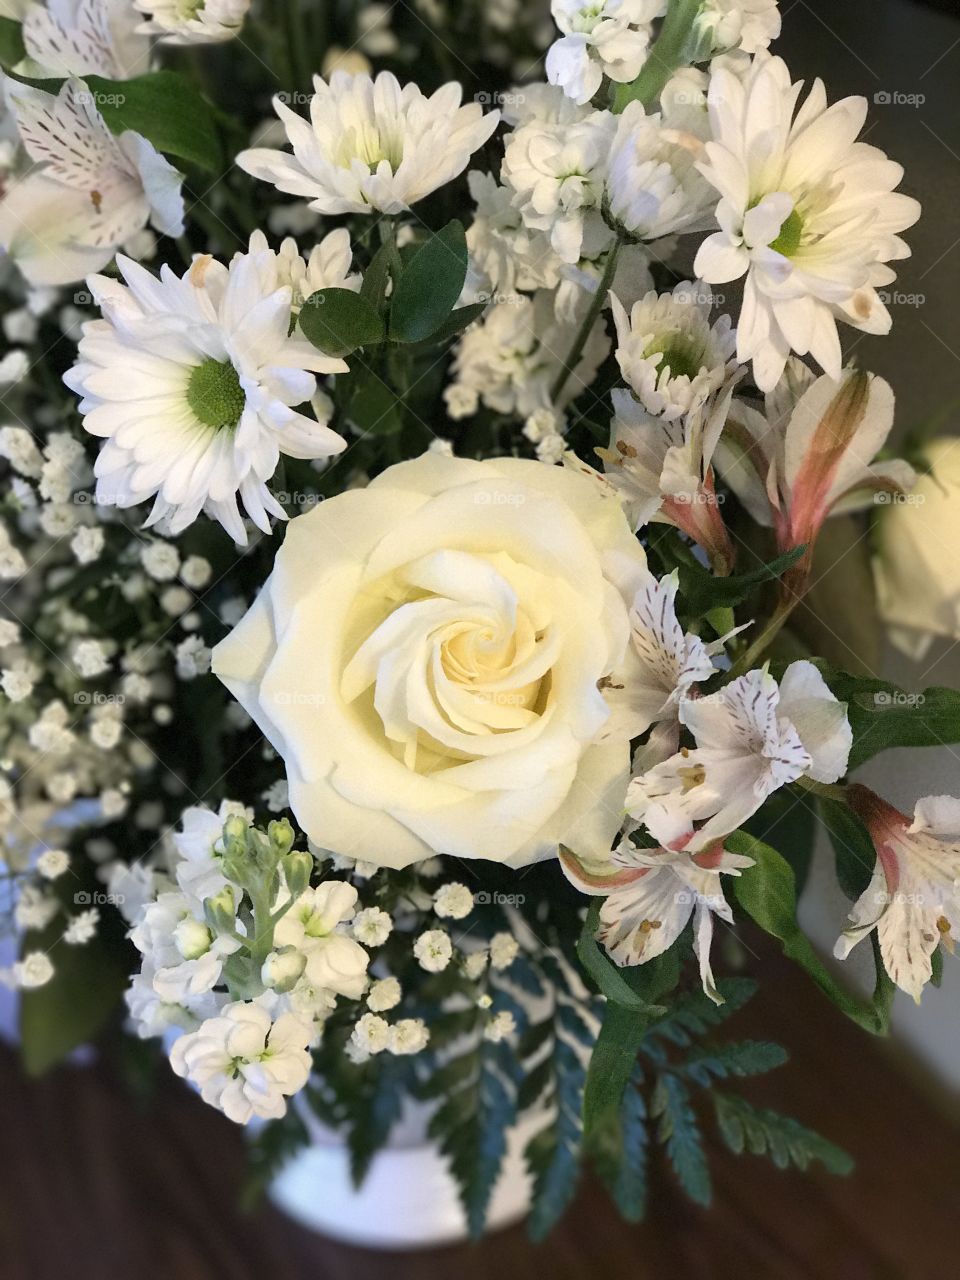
[[213, 454, 647, 869], [874, 438, 960, 658]]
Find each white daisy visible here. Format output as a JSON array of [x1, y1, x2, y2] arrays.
[[0, 78, 184, 286], [134, 0, 249, 43], [237, 71, 500, 215], [606, 100, 717, 240], [610, 280, 736, 420], [694, 53, 920, 391], [64, 242, 350, 543]]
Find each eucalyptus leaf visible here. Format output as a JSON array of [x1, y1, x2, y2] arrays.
[[389, 220, 468, 343], [300, 288, 385, 358]]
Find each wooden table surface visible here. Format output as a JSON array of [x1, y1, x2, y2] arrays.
[[0, 932, 956, 1280]]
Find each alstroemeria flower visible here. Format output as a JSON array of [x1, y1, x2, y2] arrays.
[[835, 787, 960, 1002], [561, 840, 754, 1002], [599, 371, 742, 572], [627, 660, 851, 851], [715, 362, 915, 593], [603, 567, 717, 762], [0, 78, 184, 286]]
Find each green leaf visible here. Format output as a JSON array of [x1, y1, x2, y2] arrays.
[[815, 668, 960, 769], [593, 1072, 648, 1222], [677, 545, 806, 616], [727, 830, 893, 1035], [0, 16, 25, 68], [643, 976, 758, 1051], [678, 1040, 788, 1087], [300, 288, 385, 358], [713, 1094, 854, 1176], [744, 786, 818, 893], [359, 241, 393, 311], [525, 1036, 585, 1241], [576, 900, 668, 1013], [406, 302, 486, 346], [388, 220, 468, 343], [817, 795, 877, 901], [582, 947, 678, 1145], [86, 72, 221, 171], [651, 1072, 711, 1206], [344, 377, 402, 436]]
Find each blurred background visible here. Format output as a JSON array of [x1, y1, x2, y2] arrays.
[[1, 0, 958, 1275]]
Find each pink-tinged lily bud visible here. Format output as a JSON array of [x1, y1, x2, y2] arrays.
[[836, 785, 960, 1002], [660, 471, 736, 578]]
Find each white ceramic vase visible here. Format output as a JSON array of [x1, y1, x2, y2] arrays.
[[267, 1098, 542, 1248]]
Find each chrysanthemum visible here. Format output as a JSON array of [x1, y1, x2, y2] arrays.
[[236, 71, 500, 215], [610, 280, 736, 419], [606, 100, 718, 241], [134, 0, 249, 43], [64, 240, 351, 543], [693, 53, 920, 391]]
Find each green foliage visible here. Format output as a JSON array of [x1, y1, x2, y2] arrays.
[[612, 0, 705, 111], [242, 1106, 310, 1209], [299, 289, 386, 358], [0, 16, 25, 67], [87, 72, 221, 171], [815, 668, 960, 769], [647, 524, 805, 616], [743, 785, 818, 893], [727, 829, 894, 1036], [651, 1072, 712, 1205], [713, 1094, 854, 1176], [524, 1011, 588, 1241], [576, 899, 668, 1013], [817, 795, 878, 900], [388, 221, 469, 343]]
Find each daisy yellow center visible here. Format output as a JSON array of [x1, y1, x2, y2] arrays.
[[769, 207, 804, 258], [644, 332, 705, 382], [187, 358, 245, 431]]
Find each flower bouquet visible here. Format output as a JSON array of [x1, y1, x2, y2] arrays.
[[0, 0, 955, 1245]]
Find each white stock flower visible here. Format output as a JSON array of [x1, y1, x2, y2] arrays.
[[212, 453, 648, 869], [131, 890, 241, 1003], [562, 840, 754, 1001], [626, 660, 851, 851], [463, 170, 562, 303], [244, 227, 360, 314], [501, 106, 615, 265], [611, 281, 735, 420], [693, 0, 780, 55], [170, 1002, 312, 1123], [134, 0, 249, 43], [0, 78, 184, 287], [237, 71, 499, 215], [836, 789, 960, 1002], [20, 0, 151, 78], [606, 101, 717, 240], [546, 0, 662, 105], [694, 53, 921, 391], [64, 245, 348, 544], [273, 882, 370, 999]]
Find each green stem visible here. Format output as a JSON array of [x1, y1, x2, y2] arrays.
[[724, 598, 797, 681], [794, 775, 848, 804], [612, 0, 704, 113], [550, 234, 624, 405]]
